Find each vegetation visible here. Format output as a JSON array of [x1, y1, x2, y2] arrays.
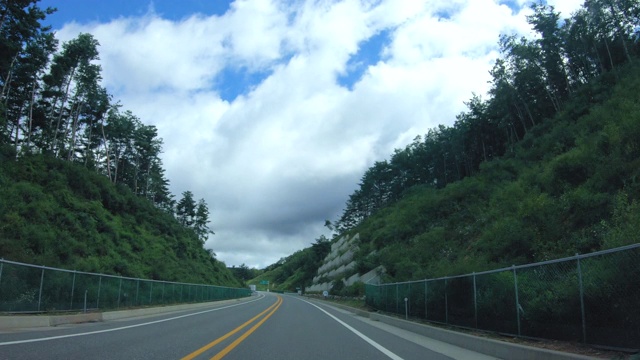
[[0, 1, 238, 286], [249, 236, 331, 292], [327, 0, 640, 283], [260, 0, 640, 292], [0, 150, 241, 285], [3, 0, 640, 296], [0, 1, 216, 220]]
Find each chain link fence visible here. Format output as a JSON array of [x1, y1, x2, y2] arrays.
[[365, 243, 640, 350], [0, 259, 252, 313]]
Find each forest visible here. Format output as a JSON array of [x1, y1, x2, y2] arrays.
[[334, 1, 640, 235], [333, 0, 640, 282], [0, 1, 240, 286], [259, 0, 640, 291]]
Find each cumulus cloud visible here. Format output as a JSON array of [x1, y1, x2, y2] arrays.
[[53, 0, 583, 268]]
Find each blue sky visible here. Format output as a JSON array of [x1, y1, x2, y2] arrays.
[[40, 0, 391, 101], [39, 0, 584, 269], [40, 0, 259, 101], [40, 0, 232, 25]]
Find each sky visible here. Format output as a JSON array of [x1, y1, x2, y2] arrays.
[[37, 0, 584, 269]]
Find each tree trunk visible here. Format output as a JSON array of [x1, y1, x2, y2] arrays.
[[67, 101, 84, 161], [101, 119, 112, 182], [84, 115, 94, 167], [51, 66, 76, 154], [133, 153, 139, 194], [513, 103, 529, 135], [1, 54, 17, 102], [145, 161, 151, 198], [607, 0, 632, 63], [13, 103, 25, 157], [26, 80, 36, 151], [113, 147, 120, 185]]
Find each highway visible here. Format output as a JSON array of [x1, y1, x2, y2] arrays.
[[0, 293, 498, 359]]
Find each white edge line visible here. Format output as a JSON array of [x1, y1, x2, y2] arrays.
[[298, 297, 404, 360], [0, 295, 265, 346]]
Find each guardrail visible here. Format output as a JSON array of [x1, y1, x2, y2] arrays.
[[0, 259, 251, 313], [365, 243, 640, 350]]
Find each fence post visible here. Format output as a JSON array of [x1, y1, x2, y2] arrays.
[[396, 283, 399, 314], [513, 265, 521, 336], [149, 282, 153, 305], [424, 280, 428, 321], [0, 259, 3, 309], [70, 270, 76, 310], [117, 278, 122, 309], [97, 275, 102, 309], [576, 254, 587, 343], [37, 266, 45, 312], [135, 279, 140, 305], [473, 272, 478, 329], [408, 283, 411, 317], [444, 277, 448, 324], [384, 285, 388, 312], [162, 282, 165, 304]]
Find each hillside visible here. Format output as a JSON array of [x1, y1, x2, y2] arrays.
[[257, 60, 640, 293], [0, 2, 241, 287], [248, 236, 331, 292], [351, 61, 640, 282], [0, 150, 241, 286]]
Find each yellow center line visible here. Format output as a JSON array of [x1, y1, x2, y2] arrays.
[[210, 295, 283, 360], [181, 296, 282, 360]]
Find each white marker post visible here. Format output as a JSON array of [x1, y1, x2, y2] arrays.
[[404, 297, 408, 319]]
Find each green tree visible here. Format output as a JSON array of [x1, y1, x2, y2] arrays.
[[0, 0, 56, 147], [176, 190, 196, 227], [41, 33, 100, 156], [193, 198, 213, 243]]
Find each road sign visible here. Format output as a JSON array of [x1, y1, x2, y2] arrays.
[[260, 280, 269, 285]]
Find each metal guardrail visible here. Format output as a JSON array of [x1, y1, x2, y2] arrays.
[[0, 259, 251, 313], [365, 243, 640, 350]]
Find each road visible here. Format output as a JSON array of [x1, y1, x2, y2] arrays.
[[0, 293, 498, 359]]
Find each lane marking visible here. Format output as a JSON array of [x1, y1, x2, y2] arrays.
[[181, 296, 281, 360], [0, 295, 265, 346], [300, 298, 404, 360], [210, 295, 283, 360]]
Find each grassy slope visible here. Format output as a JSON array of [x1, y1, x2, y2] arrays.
[[0, 152, 241, 287], [257, 61, 640, 289], [352, 61, 640, 282]]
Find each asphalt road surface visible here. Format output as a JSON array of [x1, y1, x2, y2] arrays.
[[0, 293, 499, 359]]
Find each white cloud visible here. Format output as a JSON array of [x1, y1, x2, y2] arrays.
[[547, 0, 584, 18], [54, 0, 584, 268]]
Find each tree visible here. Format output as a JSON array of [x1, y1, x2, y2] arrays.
[[176, 191, 196, 227], [0, 0, 56, 147], [3, 31, 57, 154], [193, 198, 213, 243], [102, 108, 135, 184], [528, 4, 571, 103], [40, 33, 101, 156]]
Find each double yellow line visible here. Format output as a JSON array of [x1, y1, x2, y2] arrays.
[[181, 296, 283, 360]]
